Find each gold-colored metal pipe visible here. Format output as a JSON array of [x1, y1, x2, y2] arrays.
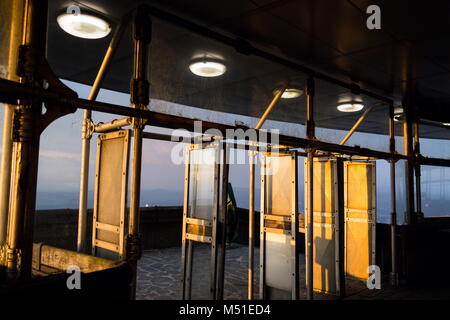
[[128, 6, 151, 299], [94, 117, 132, 133], [0, 0, 26, 246], [339, 104, 377, 145], [255, 87, 286, 130], [6, 0, 47, 279], [305, 77, 315, 300], [77, 12, 131, 253]]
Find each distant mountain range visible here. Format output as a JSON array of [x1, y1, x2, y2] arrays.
[[36, 189, 185, 210], [35, 188, 449, 224], [35, 187, 255, 210]]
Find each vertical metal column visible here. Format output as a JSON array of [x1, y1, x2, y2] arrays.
[[127, 6, 151, 299], [389, 103, 399, 286], [402, 94, 418, 283], [215, 144, 229, 300], [413, 106, 422, 221], [248, 87, 285, 299], [181, 148, 191, 300], [248, 152, 255, 300], [335, 157, 346, 297], [403, 98, 415, 225], [77, 13, 130, 253], [305, 77, 315, 300], [6, 0, 47, 279], [0, 0, 26, 246]]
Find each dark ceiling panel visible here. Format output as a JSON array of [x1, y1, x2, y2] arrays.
[[264, 0, 394, 55], [349, 0, 450, 42], [44, 0, 450, 139], [333, 42, 447, 86], [419, 75, 450, 99], [414, 36, 450, 73], [150, 0, 258, 26], [325, 55, 393, 93], [221, 11, 342, 62]]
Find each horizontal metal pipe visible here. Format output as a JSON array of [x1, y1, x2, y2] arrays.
[[94, 117, 131, 133], [0, 78, 414, 161], [142, 131, 209, 143], [419, 156, 450, 167], [141, 131, 296, 154]]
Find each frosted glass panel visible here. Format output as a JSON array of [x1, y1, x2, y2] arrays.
[[265, 233, 291, 291], [190, 242, 212, 300], [376, 160, 390, 224], [188, 148, 216, 220], [261, 153, 296, 300], [265, 155, 293, 216], [421, 166, 450, 218], [395, 160, 407, 225]]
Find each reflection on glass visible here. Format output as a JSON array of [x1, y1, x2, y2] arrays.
[[419, 126, 450, 159], [263, 154, 294, 299], [189, 148, 216, 220], [421, 166, 450, 217], [190, 242, 211, 300], [376, 160, 390, 224], [395, 160, 407, 225]]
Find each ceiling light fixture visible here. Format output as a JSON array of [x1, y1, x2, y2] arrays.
[[337, 102, 364, 112], [393, 107, 403, 122], [273, 88, 303, 99], [57, 11, 111, 39], [189, 60, 226, 77]]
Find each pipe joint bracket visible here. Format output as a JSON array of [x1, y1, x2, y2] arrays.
[[12, 106, 36, 142], [125, 233, 142, 261], [81, 118, 94, 139], [130, 79, 150, 107]]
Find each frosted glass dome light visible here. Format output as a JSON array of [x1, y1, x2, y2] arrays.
[[337, 102, 364, 112], [57, 12, 111, 39], [189, 60, 227, 77]]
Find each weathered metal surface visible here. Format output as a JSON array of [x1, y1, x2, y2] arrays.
[[92, 130, 130, 260], [32, 243, 118, 275]]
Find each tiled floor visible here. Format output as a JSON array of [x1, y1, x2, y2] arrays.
[[136, 244, 450, 300]]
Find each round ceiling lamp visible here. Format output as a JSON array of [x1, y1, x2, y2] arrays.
[[337, 102, 364, 112], [394, 107, 403, 122], [189, 60, 227, 77], [57, 11, 111, 39], [393, 115, 402, 122], [273, 88, 303, 99]]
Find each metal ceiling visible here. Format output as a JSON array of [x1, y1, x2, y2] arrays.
[[46, 0, 450, 139]]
